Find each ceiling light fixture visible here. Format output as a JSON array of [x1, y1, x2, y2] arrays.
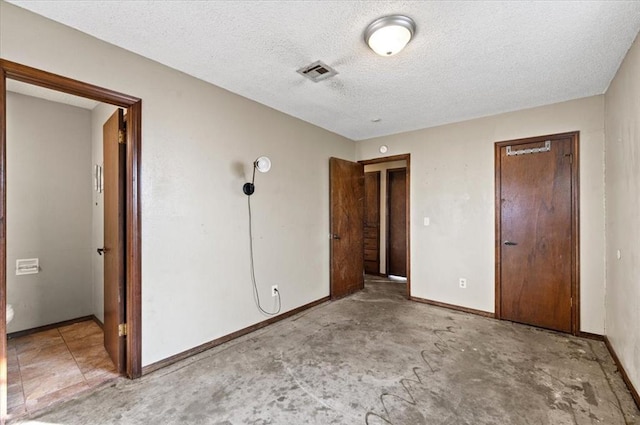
[[364, 15, 416, 57]]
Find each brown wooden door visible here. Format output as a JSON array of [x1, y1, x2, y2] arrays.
[[330, 157, 364, 299], [103, 109, 126, 372], [498, 135, 575, 333], [387, 168, 407, 277], [364, 172, 380, 275]]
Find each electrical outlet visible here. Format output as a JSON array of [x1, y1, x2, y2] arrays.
[[459, 278, 467, 289], [271, 285, 279, 297]]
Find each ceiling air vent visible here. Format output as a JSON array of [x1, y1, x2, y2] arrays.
[[296, 60, 338, 83]]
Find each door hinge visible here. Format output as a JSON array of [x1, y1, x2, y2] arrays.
[[118, 323, 127, 337], [564, 153, 573, 164], [118, 129, 126, 144]]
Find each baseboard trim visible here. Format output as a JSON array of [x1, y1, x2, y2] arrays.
[[577, 331, 604, 341], [7, 315, 96, 339], [410, 296, 495, 318], [604, 336, 640, 409], [91, 315, 104, 330], [141, 296, 331, 376]]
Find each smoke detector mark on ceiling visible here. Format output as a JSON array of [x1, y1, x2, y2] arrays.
[[296, 60, 338, 83]]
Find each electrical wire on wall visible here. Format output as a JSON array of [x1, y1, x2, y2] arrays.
[[244, 156, 281, 316]]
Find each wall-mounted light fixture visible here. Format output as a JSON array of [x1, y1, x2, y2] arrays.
[[364, 15, 416, 57], [243, 156, 271, 196]]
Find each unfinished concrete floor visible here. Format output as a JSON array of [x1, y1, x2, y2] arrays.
[[14, 276, 639, 424]]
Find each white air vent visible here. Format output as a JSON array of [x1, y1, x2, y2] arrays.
[[296, 60, 338, 83]]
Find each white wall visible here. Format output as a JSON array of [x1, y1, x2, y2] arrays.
[[357, 96, 606, 334], [6, 91, 93, 332], [90, 103, 118, 323], [0, 2, 355, 365], [363, 160, 406, 275], [604, 32, 640, 394]]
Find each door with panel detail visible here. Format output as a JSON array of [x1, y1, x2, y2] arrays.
[[497, 134, 576, 333], [330, 157, 364, 299], [364, 171, 380, 275]]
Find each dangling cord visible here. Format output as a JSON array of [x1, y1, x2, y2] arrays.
[[248, 194, 281, 315]]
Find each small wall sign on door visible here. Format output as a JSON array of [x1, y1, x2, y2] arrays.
[[94, 164, 103, 193]]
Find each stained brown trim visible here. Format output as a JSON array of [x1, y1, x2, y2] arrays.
[[1, 60, 140, 105], [359, 154, 409, 166], [359, 154, 410, 299], [7, 315, 97, 339], [142, 296, 330, 376], [604, 336, 640, 409], [577, 331, 604, 341], [0, 59, 143, 420], [0, 66, 7, 422], [92, 315, 104, 329], [494, 132, 580, 335], [411, 296, 495, 318], [125, 100, 142, 379]]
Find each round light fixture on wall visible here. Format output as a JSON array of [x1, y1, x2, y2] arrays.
[[364, 15, 416, 56], [243, 156, 272, 196], [379, 145, 388, 154], [254, 156, 271, 173]]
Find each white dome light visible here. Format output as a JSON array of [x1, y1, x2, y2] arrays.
[[255, 156, 271, 173], [365, 15, 416, 57]]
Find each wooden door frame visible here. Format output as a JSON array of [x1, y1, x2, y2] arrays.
[[494, 132, 580, 335], [385, 167, 408, 279], [0, 59, 142, 418], [359, 154, 411, 299]]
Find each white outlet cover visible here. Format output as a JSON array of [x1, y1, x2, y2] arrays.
[[423, 217, 430, 226]]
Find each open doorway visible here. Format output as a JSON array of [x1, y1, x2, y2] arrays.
[[328, 154, 410, 300], [4, 84, 124, 416], [0, 59, 142, 421], [361, 156, 409, 298]]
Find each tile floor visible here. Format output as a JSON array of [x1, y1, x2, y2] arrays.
[[7, 320, 119, 419]]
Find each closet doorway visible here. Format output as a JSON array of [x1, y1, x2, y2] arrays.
[[361, 155, 410, 297]]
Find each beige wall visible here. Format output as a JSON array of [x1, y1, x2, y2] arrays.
[[0, 2, 355, 365], [6, 91, 93, 332], [604, 33, 640, 394], [363, 160, 407, 275], [357, 96, 606, 334]]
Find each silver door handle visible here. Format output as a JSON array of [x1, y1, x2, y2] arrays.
[[504, 241, 518, 246], [332, 234, 341, 240]]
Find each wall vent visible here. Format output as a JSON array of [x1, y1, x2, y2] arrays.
[[296, 60, 338, 83]]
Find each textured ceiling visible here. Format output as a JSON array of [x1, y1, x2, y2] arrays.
[[8, 1, 640, 140]]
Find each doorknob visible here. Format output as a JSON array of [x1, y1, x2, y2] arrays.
[[97, 247, 109, 255], [332, 234, 341, 240], [504, 241, 518, 246]]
